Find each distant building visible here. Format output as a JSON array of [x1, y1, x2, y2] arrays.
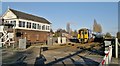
[[0, 8, 51, 46]]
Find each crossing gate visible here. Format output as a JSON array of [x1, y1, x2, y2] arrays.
[[99, 45, 112, 66]]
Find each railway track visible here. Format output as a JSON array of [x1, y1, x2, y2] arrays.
[[2, 42, 103, 66], [44, 44, 103, 66]]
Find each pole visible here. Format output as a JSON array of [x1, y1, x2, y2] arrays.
[[39, 45, 42, 58], [115, 38, 118, 58]]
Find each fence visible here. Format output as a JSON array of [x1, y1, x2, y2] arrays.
[[99, 45, 112, 66]]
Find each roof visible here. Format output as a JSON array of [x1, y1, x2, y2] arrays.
[[79, 28, 88, 31], [9, 8, 51, 24]]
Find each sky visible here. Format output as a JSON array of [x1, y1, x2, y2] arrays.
[[2, 0, 120, 2], [1, 2, 118, 36]]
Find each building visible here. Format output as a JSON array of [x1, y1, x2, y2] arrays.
[[0, 8, 51, 47]]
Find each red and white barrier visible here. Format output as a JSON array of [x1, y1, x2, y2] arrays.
[[99, 45, 112, 66]]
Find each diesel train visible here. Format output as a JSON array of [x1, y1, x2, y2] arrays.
[[77, 28, 103, 43]]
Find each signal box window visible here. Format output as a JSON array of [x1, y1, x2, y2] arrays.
[[19, 21, 25, 27], [27, 22, 31, 28]]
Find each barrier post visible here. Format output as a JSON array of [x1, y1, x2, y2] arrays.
[[99, 45, 112, 66], [109, 46, 112, 62], [105, 51, 109, 65]]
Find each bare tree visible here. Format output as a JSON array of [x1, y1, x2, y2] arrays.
[[93, 19, 98, 32], [66, 23, 70, 34], [93, 19, 102, 33], [73, 30, 78, 37], [50, 29, 54, 34], [97, 24, 102, 33]]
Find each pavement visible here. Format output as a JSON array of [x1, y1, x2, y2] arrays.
[[110, 57, 118, 64]]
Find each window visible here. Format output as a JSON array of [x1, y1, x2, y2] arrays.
[[10, 21, 16, 27], [84, 32, 87, 34], [27, 22, 31, 28], [7, 21, 9, 23], [82, 31, 84, 34], [37, 24, 41, 30], [32, 23, 36, 29], [32, 23, 34, 29], [5, 21, 9, 24], [48, 26, 50, 30], [23, 22, 25, 27], [19, 21, 25, 27], [5, 21, 7, 23], [46, 25, 48, 30], [10, 21, 12, 24], [42, 25, 45, 30], [16, 32, 22, 37], [35, 24, 36, 29], [37, 24, 39, 29], [13, 21, 16, 26], [39, 24, 41, 29], [19, 21, 22, 27]]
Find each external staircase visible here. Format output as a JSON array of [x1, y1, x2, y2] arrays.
[[0, 25, 15, 47]]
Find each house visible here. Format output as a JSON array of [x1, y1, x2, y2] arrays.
[[0, 8, 51, 47]]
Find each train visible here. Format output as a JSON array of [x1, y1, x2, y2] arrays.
[[77, 28, 103, 43]]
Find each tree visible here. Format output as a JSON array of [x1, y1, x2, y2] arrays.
[[117, 32, 120, 38], [73, 30, 78, 37], [66, 23, 70, 34], [93, 19, 98, 32], [50, 29, 54, 34], [93, 19, 102, 33], [97, 24, 102, 33], [105, 32, 112, 38], [54, 29, 67, 37]]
